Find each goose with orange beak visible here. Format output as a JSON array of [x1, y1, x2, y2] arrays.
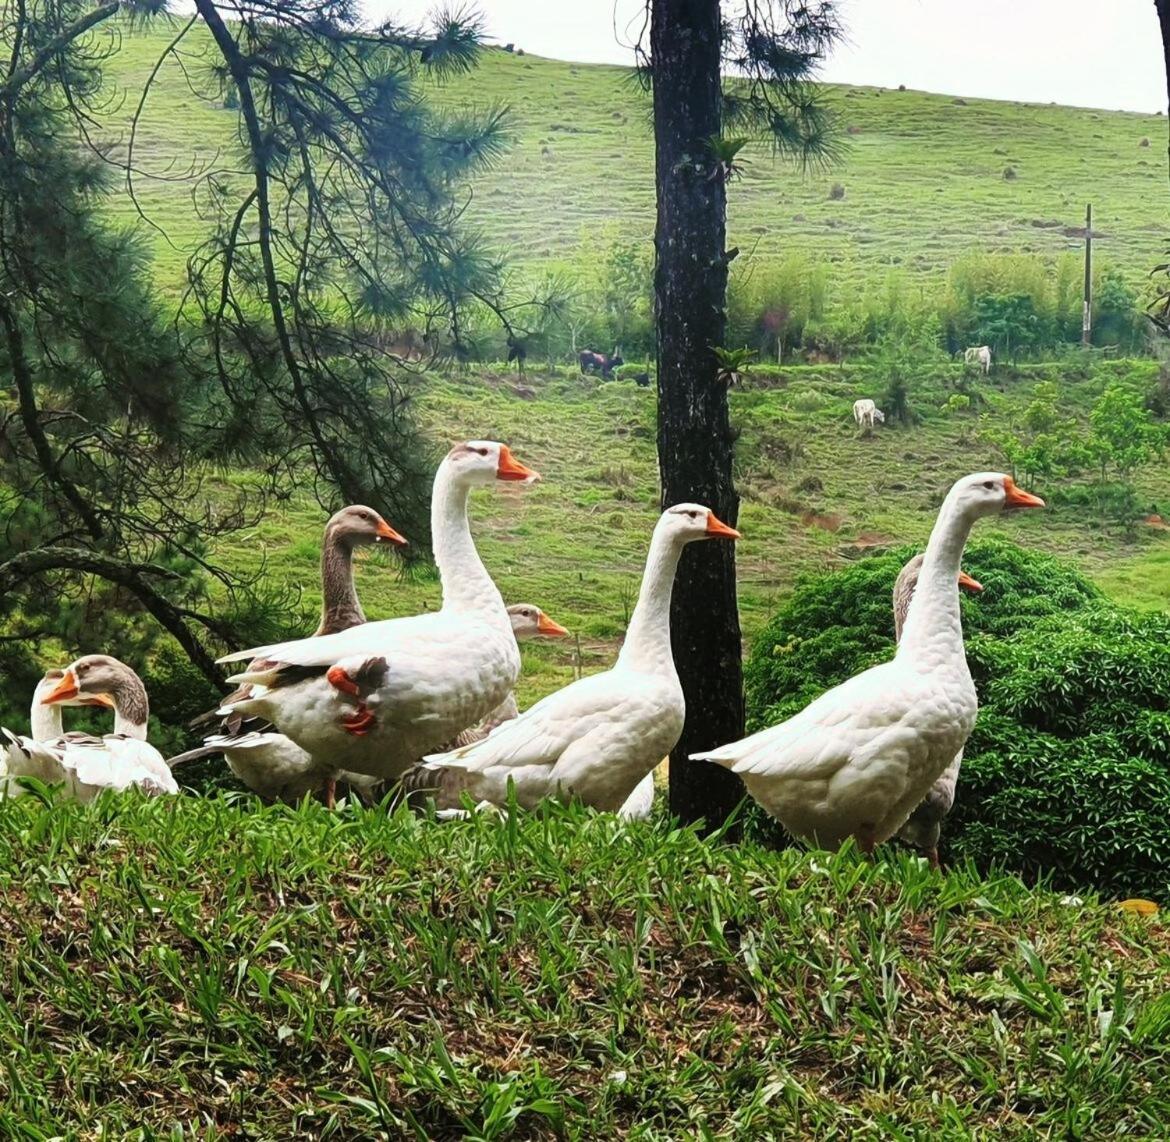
[[1, 669, 115, 796], [694, 472, 1044, 855], [4, 656, 176, 800], [215, 441, 542, 783], [170, 504, 408, 807], [420, 503, 741, 812]]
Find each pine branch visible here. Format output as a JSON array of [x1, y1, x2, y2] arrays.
[[0, 1, 119, 100]]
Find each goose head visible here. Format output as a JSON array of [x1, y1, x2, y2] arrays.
[[949, 472, 1045, 520], [325, 505, 408, 549], [444, 440, 540, 486], [506, 603, 570, 638], [43, 655, 148, 726], [659, 502, 742, 544], [35, 667, 115, 709]]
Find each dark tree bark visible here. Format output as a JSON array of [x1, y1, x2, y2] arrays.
[[1158, 0, 1170, 181], [651, 0, 745, 833]]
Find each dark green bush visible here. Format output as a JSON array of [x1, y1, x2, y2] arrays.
[[743, 540, 1170, 898]]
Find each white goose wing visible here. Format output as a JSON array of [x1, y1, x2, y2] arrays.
[[218, 613, 442, 671], [1, 729, 69, 789], [693, 661, 923, 779], [63, 735, 178, 797], [424, 670, 630, 775]]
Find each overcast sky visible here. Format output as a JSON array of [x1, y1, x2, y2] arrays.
[[364, 0, 1167, 115]]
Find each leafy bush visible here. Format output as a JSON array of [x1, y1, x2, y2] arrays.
[[743, 541, 1170, 897]]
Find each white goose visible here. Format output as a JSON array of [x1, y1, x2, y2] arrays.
[[170, 505, 407, 805], [216, 441, 540, 781], [892, 553, 983, 866], [693, 473, 1043, 853], [419, 504, 741, 811], [398, 602, 570, 805], [4, 656, 177, 801], [1, 669, 114, 795]]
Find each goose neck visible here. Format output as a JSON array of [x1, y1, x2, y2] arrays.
[[432, 465, 507, 622], [30, 691, 62, 741], [617, 528, 684, 674], [316, 529, 365, 636], [896, 496, 973, 666], [110, 675, 150, 740]]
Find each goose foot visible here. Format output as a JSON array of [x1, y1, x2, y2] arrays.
[[326, 665, 361, 697], [340, 704, 376, 736], [856, 824, 877, 857]]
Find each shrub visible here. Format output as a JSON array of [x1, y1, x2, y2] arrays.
[[828, 182, 845, 200], [742, 541, 1170, 897]]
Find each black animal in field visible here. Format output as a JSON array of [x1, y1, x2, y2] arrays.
[[578, 347, 624, 378], [507, 334, 528, 376]]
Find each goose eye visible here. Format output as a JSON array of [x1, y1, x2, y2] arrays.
[[983, 481, 994, 490]]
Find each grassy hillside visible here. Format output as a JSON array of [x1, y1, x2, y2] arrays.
[[1, 794, 1166, 1136], [100, 18, 1166, 296], [197, 358, 1170, 709]]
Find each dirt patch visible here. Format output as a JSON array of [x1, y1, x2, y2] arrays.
[[801, 511, 843, 532], [844, 531, 897, 552], [1143, 514, 1169, 530], [1029, 218, 1063, 229], [1062, 226, 1107, 239]]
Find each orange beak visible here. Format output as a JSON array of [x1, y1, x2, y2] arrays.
[[496, 445, 540, 483], [43, 668, 79, 705], [1003, 476, 1045, 509], [536, 611, 570, 637], [705, 512, 742, 540], [958, 571, 983, 593], [81, 693, 116, 709], [375, 519, 408, 547]]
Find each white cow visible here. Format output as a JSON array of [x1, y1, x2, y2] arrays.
[[964, 345, 992, 374], [852, 398, 885, 430]]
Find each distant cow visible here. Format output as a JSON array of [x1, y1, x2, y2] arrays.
[[579, 347, 624, 379], [964, 345, 992, 374], [631, 370, 651, 387], [853, 398, 885, 430]]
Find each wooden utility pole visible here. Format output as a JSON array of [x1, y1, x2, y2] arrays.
[[1082, 203, 1092, 348]]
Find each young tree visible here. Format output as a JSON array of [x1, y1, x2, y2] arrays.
[[0, 1, 526, 725], [133, 0, 520, 546], [641, 1, 842, 829], [0, 0, 281, 698]]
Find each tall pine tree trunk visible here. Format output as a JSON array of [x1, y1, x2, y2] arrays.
[[651, 0, 745, 832], [1158, 0, 1170, 182]]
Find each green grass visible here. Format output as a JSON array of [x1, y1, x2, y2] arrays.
[[98, 17, 1166, 297], [0, 791, 1166, 1137]]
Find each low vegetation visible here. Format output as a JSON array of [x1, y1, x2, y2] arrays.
[[0, 794, 1167, 1136]]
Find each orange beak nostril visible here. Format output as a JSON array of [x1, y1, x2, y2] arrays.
[[1002, 476, 1045, 509], [496, 445, 540, 483], [705, 512, 742, 540], [536, 613, 570, 637], [375, 519, 408, 547], [43, 669, 79, 705]]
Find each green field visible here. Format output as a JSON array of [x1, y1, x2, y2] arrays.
[[204, 359, 1169, 707], [4, 14, 1170, 1137], [102, 17, 1166, 298], [1, 794, 1166, 1136]]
